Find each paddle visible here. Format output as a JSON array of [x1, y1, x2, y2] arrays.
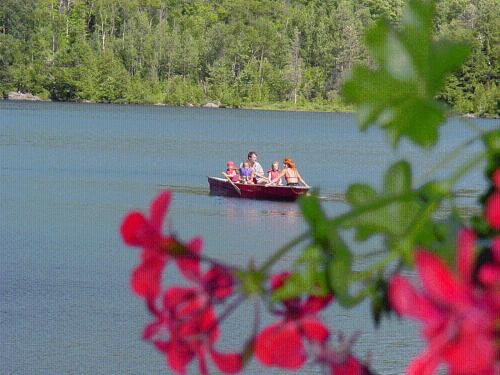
[[222, 172, 241, 195]]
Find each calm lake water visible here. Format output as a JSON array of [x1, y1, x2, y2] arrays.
[[1, 101, 497, 374]]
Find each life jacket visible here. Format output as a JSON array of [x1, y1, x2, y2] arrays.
[[268, 169, 281, 181], [240, 167, 252, 177], [226, 169, 239, 182]]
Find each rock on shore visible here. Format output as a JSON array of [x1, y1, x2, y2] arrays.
[[7, 91, 45, 101], [203, 102, 220, 108]]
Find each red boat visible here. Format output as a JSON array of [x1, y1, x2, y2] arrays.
[[208, 176, 309, 201]]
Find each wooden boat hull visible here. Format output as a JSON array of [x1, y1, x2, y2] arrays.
[[208, 176, 309, 201]]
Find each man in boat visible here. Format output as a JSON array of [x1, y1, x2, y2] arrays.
[[245, 151, 268, 184]]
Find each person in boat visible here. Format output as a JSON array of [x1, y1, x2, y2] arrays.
[[239, 161, 255, 184], [267, 161, 283, 186], [223, 161, 240, 182], [244, 151, 267, 184], [266, 158, 310, 187]]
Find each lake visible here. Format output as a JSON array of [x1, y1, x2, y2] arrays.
[[0, 101, 496, 374]]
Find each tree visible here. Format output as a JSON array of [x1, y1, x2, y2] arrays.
[[284, 27, 302, 104]]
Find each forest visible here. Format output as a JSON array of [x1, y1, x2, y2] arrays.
[[0, 0, 498, 116]]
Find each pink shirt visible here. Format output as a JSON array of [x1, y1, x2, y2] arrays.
[[268, 170, 280, 181], [226, 169, 239, 182]]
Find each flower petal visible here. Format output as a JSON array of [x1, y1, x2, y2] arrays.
[[415, 251, 467, 306], [300, 318, 329, 343], [491, 236, 500, 263], [165, 340, 194, 375], [198, 348, 209, 375], [270, 272, 291, 290], [143, 320, 161, 340], [203, 266, 234, 301], [479, 264, 500, 285], [121, 212, 149, 246], [492, 168, 500, 189], [210, 349, 243, 374], [457, 228, 476, 284], [443, 330, 496, 374], [301, 294, 334, 314], [163, 287, 201, 316], [255, 322, 306, 369], [131, 256, 166, 299], [329, 356, 365, 375], [388, 275, 440, 322], [176, 237, 203, 281], [485, 192, 500, 230], [406, 348, 441, 375], [150, 191, 171, 232]]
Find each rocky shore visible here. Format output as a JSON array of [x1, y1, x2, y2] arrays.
[[6, 91, 47, 101]]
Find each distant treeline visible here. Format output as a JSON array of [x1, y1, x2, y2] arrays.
[[0, 0, 498, 115]]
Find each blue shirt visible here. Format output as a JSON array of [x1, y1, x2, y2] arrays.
[[240, 167, 252, 177]]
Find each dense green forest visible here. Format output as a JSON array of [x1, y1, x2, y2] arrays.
[[0, 0, 498, 115]]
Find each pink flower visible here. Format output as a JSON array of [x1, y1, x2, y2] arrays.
[[485, 191, 500, 230], [389, 229, 498, 375], [255, 272, 333, 370], [143, 266, 239, 374], [120, 191, 202, 300]]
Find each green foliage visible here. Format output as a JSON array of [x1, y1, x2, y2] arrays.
[[299, 194, 366, 306], [0, 0, 495, 113], [342, 0, 471, 147], [94, 51, 129, 103], [344, 161, 418, 240], [163, 76, 204, 106], [271, 245, 329, 301], [271, 0, 498, 322]]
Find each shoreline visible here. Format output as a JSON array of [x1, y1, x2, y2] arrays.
[[2, 95, 498, 119]]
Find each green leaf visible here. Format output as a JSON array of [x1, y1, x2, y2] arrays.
[[298, 194, 331, 250], [272, 246, 329, 301], [426, 211, 462, 266], [384, 161, 412, 195], [341, 0, 470, 148], [345, 184, 377, 205], [236, 268, 266, 296], [325, 230, 355, 305], [344, 161, 419, 240], [484, 129, 500, 155]]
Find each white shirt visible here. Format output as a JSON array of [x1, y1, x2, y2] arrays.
[[252, 161, 264, 176]]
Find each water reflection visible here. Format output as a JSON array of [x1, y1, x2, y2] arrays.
[[212, 196, 303, 226]]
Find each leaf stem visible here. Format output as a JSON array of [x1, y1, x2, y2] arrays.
[[258, 192, 416, 273], [416, 133, 483, 185], [259, 232, 309, 273], [328, 192, 416, 227], [351, 251, 399, 282], [447, 150, 487, 186]]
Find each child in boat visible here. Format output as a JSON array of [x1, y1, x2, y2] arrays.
[[239, 161, 254, 184], [267, 161, 283, 185], [266, 158, 310, 187], [224, 161, 240, 182]]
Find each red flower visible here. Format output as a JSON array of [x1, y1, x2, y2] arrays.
[[255, 272, 333, 370], [120, 191, 202, 300], [143, 280, 241, 375], [315, 337, 374, 375], [492, 168, 500, 189], [485, 191, 500, 230], [329, 356, 370, 375], [479, 236, 500, 313], [389, 229, 498, 375]]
